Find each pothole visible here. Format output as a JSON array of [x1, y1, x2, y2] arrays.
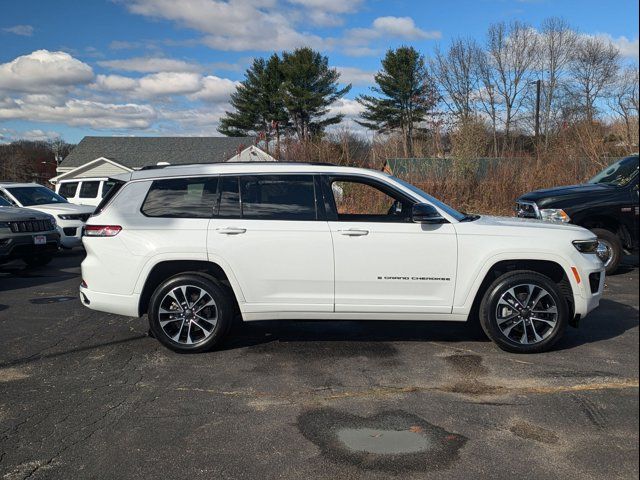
[[298, 409, 467, 472], [29, 296, 77, 304]]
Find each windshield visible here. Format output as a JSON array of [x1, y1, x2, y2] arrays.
[[7, 186, 68, 206], [390, 176, 467, 221], [589, 156, 639, 187]]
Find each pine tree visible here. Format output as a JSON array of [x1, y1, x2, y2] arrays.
[[218, 54, 288, 155], [357, 46, 437, 157], [279, 48, 351, 140]]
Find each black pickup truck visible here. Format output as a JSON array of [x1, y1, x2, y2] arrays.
[[516, 154, 639, 274]]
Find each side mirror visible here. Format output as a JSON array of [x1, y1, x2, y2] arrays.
[[411, 203, 445, 224]]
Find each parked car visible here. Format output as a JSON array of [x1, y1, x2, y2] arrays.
[[55, 177, 118, 207], [0, 182, 94, 248], [80, 163, 604, 354], [516, 154, 639, 274], [0, 197, 60, 266]]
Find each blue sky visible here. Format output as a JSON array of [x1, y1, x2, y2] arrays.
[[1, 0, 638, 144]]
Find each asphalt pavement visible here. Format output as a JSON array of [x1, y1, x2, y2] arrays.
[[0, 250, 638, 479]]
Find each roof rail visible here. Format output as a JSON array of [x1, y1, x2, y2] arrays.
[[139, 161, 337, 170]]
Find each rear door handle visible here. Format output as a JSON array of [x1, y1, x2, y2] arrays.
[[338, 228, 369, 236], [216, 227, 247, 235]]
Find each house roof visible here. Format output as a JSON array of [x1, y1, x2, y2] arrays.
[[60, 136, 256, 169]]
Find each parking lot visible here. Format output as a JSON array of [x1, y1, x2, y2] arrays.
[[0, 250, 638, 480]]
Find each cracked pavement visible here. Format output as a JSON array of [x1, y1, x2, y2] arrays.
[[0, 250, 638, 479]]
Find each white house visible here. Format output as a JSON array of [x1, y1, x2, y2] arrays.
[[50, 136, 275, 184]]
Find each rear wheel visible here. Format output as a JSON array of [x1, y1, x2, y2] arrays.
[[23, 254, 53, 267], [591, 228, 622, 275], [479, 271, 569, 353], [148, 274, 232, 353]]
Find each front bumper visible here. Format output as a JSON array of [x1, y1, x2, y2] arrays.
[[571, 259, 605, 318], [0, 232, 60, 262], [56, 220, 85, 248]]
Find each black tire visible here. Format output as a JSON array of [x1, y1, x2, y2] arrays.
[[479, 270, 569, 353], [591, 228, 622, 275], [148, 274, 232, 353], [23, 254, 53, 267]]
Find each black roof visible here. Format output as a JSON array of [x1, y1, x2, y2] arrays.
[[60, 136, 256, 169]]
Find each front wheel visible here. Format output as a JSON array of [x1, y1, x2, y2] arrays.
[[479, 271, 569, 353], [148, 274, 232, 353]]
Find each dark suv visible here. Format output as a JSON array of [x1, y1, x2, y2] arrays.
[[0, 197, 60, 266], [516, 155, 639, 274]]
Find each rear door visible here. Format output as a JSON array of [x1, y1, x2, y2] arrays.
[[323, 175, 457, 314], [207, 174, 334, 313]]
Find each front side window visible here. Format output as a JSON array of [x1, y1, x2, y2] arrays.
[[79, 181, 100, 199], [329, 178, 410, 222], [6, 186, 67, 206], [217, 176, 241, 218], [240, 175, 316, 220], [142, 177, 218, 218], [58, 182, 78, 198]]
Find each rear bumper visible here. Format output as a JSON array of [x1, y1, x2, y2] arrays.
[[0, 232, 60, 262], [79, 285, 140, 317]]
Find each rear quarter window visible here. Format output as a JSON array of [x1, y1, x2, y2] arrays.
[[141, 177, 219, 218]]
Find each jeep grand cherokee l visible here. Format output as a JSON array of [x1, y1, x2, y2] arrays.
[[80, 163, 605, 354]]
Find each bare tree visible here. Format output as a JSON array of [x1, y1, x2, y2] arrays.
[[475, 48, 500, 157], [537, 18, 577, 143], [569, 35, 620, 123], [486, 21, 539, 145], [609, 66, 640, 147], [431, 38, 482, 124]]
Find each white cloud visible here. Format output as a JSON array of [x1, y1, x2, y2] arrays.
[[0, 50, 94, 93], [335, 66, 375, 86], [288, 0, 362, 26], [188, 75, 238, 102], [98, 57, 203, 73], [93, 74, 139, 91], [137, 72, 203, 97], [595, 34, 639, 60], [2, 25, 34, 36]]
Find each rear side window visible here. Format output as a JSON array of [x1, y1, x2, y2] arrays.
[[142, 177, 218, 218], [58, 182, 78, 198], [239, 175, 317, 220], [79, 181, 100, 198]]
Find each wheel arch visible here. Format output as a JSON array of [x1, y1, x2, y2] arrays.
[[138, 260, 241, 317], [575, 214, 631, 248]]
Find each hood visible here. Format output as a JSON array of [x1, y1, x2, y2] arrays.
[[25, 203, 95, 215], [471, 215, 590, 235], [0, 205, 54, 222], [517, 183, 614, 208]]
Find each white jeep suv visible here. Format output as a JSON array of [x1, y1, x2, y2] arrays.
[[80, 163, 605, 354]]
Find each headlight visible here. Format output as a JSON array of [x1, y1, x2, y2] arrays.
[[539, 208, 571, 223], [573, 239, 599, 253], [58, 214, 74, 220]]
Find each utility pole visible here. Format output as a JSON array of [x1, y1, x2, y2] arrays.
[[534, 79, 541, 140]]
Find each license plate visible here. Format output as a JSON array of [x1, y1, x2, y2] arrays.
[[34, 235, 46, 245]]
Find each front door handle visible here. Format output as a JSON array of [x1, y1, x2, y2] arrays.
[[216, 227, 247, 235], [338, 228, 369, 236]]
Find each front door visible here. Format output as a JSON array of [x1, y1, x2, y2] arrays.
[[324, 175, 457, 314], [207, 174, 334, 313]]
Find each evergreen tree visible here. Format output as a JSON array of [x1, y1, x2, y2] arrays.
[[218, 54, 288, 155], [357, 46, 437, 157], [279, 48, 351, 140]]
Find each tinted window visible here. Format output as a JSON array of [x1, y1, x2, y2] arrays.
[[240, 175, 316, 220], [0, 196, 11, 207], [102, 181, 116, 198], [58, 182, 78, 198], [79, 181, 100, 198], [6, 186, 67, 206], [217, 176, 241, 218], [142, 177, 218, 218], [589, 156, 639, 187]]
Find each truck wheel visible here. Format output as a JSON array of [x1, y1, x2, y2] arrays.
[[479, 271, 569, 353], [23, 254, 53, 267], [591, 228, 622, 275], [148, 274, 232, 353]]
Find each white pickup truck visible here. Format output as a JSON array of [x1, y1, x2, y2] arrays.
[[79, 163, 605, 354]]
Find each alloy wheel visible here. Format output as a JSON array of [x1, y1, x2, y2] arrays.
[[158, 285, 218, 345]]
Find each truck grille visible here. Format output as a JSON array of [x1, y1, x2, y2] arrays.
[[515, 201, 539, 219], [8, 219, 55, 233]]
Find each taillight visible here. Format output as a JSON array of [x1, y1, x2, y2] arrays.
[[83, 225, 122, 237]]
